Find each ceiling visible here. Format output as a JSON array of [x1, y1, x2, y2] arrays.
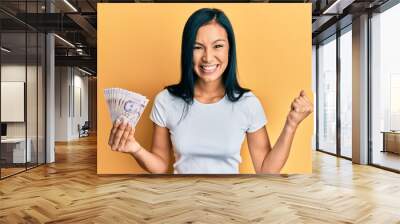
[[0, 0, 394, 75]]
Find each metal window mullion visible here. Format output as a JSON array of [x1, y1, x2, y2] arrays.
[[367, 11, 373, 165], [44, 33, 47, 165], [36, 0, 39, 167], [25, 0, 28, 171], [44, 38, 47, 164], [0, 21, 2, 179], [72, 68, 74, 118], [69, 69, 71, 118], [316, 44, 320, 150], [337, 29, 341, 157]]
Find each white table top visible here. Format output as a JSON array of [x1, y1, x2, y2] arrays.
[[1, 138, 28, 143]]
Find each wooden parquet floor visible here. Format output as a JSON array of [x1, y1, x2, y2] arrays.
[[1, 135, 400, 224]]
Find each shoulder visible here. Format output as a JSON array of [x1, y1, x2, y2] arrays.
[[241, 91, 256, 98], [153, 89, 185, 108], [236, 91, 261, 105], [155, 89, 170, 99], [233, 91, 265, 116], [154, 89, 177, 102]]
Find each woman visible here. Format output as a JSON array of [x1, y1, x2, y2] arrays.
[[108, 8, 313, 174]]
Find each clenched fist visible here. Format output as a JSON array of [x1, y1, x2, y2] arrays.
[[108, 117, 142, 154], [286, 90, 313, 128]]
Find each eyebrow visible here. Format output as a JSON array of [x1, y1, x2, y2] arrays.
[[194, 39, 226, 46]]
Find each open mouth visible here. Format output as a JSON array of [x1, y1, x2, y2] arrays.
[[200, 64, 219, 74]]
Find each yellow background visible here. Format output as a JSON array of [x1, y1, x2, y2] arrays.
[[97, 3, 312, 174]]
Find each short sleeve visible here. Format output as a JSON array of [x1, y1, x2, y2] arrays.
[[150, 91, 168, 127], [246, 95, 267, 133]]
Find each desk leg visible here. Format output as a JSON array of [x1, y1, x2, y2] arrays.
[[382, 133, 386, 153]]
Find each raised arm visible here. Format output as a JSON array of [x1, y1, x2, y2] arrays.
[[247, 90, 313, 174]]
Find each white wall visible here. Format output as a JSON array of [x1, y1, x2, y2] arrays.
[[1, 63, 46, 164], [1, 64, 37, 138], [54, 67, 89, 141], [72, 73, 89, 138], [55, 66, 70, 141]]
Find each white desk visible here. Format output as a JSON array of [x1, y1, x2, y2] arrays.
[[1, 138, 31, 163]]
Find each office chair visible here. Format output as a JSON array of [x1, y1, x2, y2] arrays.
[[79, 121, 90, 138]]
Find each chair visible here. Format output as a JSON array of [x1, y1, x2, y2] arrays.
[[78, 121, 90, 138]]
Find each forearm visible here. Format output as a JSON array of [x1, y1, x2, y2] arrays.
[[129, 146, 169, 174], [261, 120, 297, 174]]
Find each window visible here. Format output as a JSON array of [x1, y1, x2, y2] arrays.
[[339, 27, 352, 158], [317, 35, 337, 155], [371, 2, 400, 171]]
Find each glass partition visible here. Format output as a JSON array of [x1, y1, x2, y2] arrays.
[[0, 1, 46, 179], [317, 35, 337, 155], [1, 30, 28, 178]]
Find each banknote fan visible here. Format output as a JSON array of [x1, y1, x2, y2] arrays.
[[104, 88, 149, 127]]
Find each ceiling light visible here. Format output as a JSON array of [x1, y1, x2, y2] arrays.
[[54, 34, 75, 48], [1, 47, 11, 53], [78, 67, 93, 76], [322, 0, 354, 15], [63, 0, 78, 12]]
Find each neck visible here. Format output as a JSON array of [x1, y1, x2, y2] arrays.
[[194, 79, 225, 97]]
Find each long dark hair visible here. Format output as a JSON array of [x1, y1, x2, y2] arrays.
[[166, 8, 250, 105]]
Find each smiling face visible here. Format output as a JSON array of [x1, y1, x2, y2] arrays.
[[192, 21, 230, 84]]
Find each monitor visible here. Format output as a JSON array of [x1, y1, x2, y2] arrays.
[[1, 123, 7, 137]]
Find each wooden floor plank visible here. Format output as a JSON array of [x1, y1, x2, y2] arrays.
[[0, 135, 400, 223]]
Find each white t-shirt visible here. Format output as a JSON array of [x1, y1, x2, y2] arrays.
[[149, 89, 267, 174]]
